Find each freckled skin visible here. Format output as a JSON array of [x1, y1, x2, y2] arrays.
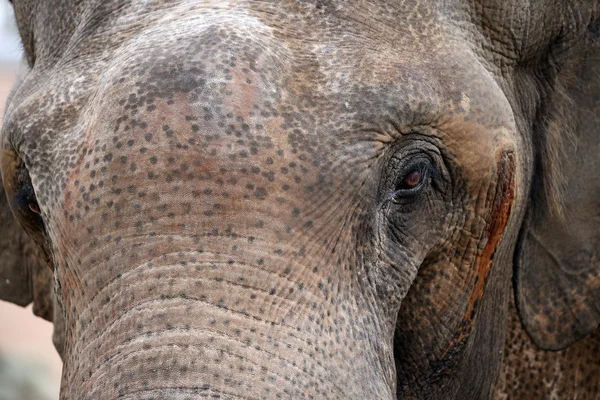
[[0, 1, 599, 399]]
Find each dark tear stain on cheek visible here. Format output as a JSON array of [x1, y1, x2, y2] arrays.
[[432, 149, 516, 377]]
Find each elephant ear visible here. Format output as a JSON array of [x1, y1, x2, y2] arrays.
[[0, 173, 54, 322], [515, 23, 600, 350]]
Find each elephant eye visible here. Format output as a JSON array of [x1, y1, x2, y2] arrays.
[[13, 183, 41, 216], [399, 170, 424, 190], [28, 199, 40, 214], [390, 159, 433, 203]]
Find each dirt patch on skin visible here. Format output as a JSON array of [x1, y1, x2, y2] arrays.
[[0, 65, 62, 399]]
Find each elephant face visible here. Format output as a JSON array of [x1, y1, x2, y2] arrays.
[[1, 1, 599, 399]]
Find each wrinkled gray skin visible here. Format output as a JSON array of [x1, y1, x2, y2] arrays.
[[1, 0, 600, 399]]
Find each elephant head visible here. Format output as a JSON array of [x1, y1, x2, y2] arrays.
[[1, 1, 599, 398]]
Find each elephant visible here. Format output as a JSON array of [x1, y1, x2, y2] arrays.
[[0, 0, 599, 398]]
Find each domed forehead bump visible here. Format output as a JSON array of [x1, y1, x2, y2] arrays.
[[80, 16, 295, 145]]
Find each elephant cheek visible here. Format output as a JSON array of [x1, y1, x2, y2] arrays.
[[442, 149, 516, 356], [395, 148, 516, 392]]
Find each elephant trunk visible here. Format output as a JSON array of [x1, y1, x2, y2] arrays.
[[57, 236, 395, 399]]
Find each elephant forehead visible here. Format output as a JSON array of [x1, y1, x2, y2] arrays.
[[6, 6, 518, 211], [48, 20, 371, 172], [77, 20, 316, 172]]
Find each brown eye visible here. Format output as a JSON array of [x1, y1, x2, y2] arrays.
[[390, 160, 432, 203], [395, 169, 425, 193], [403, 170, 423, 189]]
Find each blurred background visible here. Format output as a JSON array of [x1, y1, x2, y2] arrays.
[[0, 2, 62, 399]]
